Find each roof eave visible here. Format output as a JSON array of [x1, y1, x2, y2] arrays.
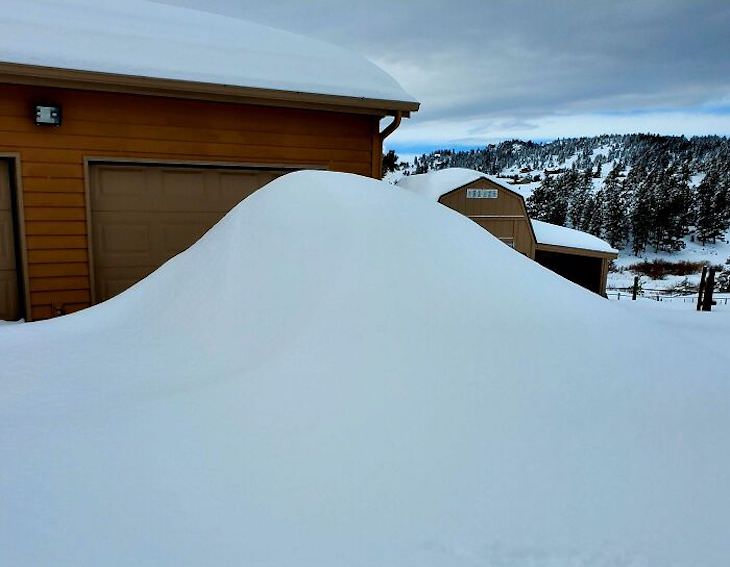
[[0, 61, 420, 117], [535, 242, 619, 259]]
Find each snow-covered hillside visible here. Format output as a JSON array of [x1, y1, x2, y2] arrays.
[[2, 171, 730, 566], [390, 135, 730, 291]]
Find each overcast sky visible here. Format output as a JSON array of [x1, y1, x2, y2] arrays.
[[161, 0, 730, 155]]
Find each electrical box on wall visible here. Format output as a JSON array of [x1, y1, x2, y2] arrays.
[[35, 105, 62, 126]]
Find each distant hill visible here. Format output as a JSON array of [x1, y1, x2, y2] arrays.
[[387, 134, 730, 258]]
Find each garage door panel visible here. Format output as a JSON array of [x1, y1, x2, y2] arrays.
[[0, 214, 17, 271], [0, 161, 20, 320], [160, 214, 221, 257], [159, 169, 212, 209], [218, 171, 282, 205], [0, 273, 19, 320], [98, 266, 156, 300], [91, 164, 289, 302], [92, 166, 150, 210]]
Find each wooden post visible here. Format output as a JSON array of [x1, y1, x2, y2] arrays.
[[632, 276, 639, 300], [702, 268, 717, 312], [697, 266, 708, 311]]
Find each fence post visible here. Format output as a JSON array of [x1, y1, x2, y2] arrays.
[[702, 268, 717, 312], [632, 276, 639, 300], [697, 266, 708, 311]]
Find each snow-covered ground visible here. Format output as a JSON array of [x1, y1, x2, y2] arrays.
[[609, 234, 730, 290], [2, 171, 730, 566]]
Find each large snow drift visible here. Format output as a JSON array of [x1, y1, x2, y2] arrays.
[[1, 171, 729, 566], [0, 0, 414, 103]]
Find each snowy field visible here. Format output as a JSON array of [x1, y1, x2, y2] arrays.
[[2, 171, 730, 566]]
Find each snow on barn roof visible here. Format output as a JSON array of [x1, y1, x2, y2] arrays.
[[0, 0, 416, 107], [532, 219, 618, 255], [396, 167, 517, 200], [1, 171, 730, 565]]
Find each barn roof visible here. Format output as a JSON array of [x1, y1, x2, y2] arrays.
[[396, 168, 516, 200], [532, 220, 618, 255], [0, 0, 418, 114]]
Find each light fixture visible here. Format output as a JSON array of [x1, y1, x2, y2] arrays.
[[35, 105, 62, 126]]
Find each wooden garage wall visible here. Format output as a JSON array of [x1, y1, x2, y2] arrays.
[[0, 83, 381, 320], [438, 178, 536, 258]]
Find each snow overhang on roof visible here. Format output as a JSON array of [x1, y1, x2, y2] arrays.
[[531, 219, 618, 256], [396, 168, 517, 201], [0, 0, 419, 115]]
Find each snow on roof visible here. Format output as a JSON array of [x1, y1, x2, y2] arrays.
[[396, 167, 519, 200], [2, 171, 729, 565], [0, 0, 416, 104], [532, 219, 618, 254]]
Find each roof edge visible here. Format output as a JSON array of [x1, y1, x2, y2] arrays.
[[535, 242, 619, 259], [0, 62, 420, 116]]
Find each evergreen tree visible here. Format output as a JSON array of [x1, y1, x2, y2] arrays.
[[602, 165, 629, 248], [382, 150, 399, 176], [696, 166, 730, 244], [630, 172, 655, 255]]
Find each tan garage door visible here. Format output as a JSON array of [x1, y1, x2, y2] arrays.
[[90, 163, 288, 302], [0, 160, 21, 321]]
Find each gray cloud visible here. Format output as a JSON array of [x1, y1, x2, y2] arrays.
[[159, 0, 730, 144]]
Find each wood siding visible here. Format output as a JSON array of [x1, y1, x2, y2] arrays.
[[0, 83, 382, 320], [438, 178, 536, 257]]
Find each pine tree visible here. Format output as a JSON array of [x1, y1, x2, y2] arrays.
[[696, 169, 723, 244], [630, 173, 655, 255], [601, 165, 629, 248], [526, 175, 555, 219], [593, 161, 602, 179]]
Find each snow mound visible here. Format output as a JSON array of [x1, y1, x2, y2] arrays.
[[0, 0, 415, 103], [2, 171, 729, 566], [532, 219, 618, 254], [396, 167, 517, 200]]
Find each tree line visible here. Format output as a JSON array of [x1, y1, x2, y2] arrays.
[[526, 160, 730, 254], [396, 134, 730, 255]]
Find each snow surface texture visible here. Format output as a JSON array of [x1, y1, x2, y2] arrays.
[[531, 219, 617, 254], [0, 0, 414, 103], [396, 167, 516, 201], [2, 171, 730, 566]]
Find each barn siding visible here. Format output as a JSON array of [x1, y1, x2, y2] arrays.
[[438, 178, 536, 257], [0, 83, 382, 319]]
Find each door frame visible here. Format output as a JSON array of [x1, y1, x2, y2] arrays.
[[0, 153, 30, 321], [83, 157, 326, 305]]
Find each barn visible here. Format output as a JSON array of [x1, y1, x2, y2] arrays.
[[0, 0, 418, 322], [397, 169, 536, 257], [397, 168, 617, 296]]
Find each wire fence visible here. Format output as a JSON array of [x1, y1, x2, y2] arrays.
[[607, 289, 730, 305]]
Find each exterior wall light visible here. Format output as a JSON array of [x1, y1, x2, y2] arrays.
[[35, 105, 62, 126]]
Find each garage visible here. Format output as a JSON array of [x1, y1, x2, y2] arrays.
[[533, 249, 605, 294], [0, 160, 21, 320], [90, 163, 289, 302]]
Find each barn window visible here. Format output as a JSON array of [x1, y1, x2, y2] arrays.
[[466, 188, 498, 199]]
